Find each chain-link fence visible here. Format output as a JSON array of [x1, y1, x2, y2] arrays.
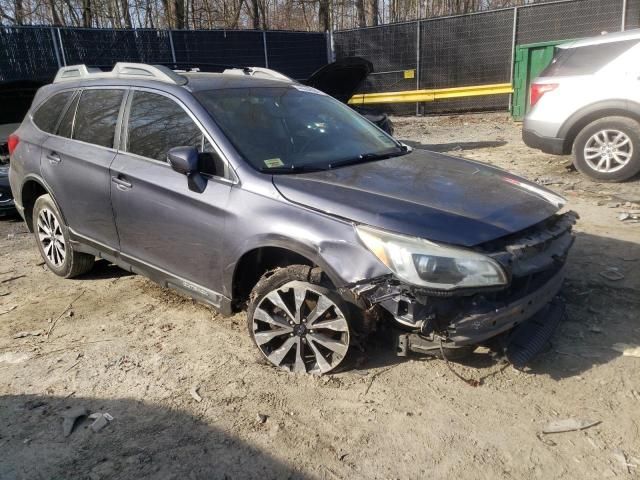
[[0, 26, 328, 84], [335, 0, 640, 115]]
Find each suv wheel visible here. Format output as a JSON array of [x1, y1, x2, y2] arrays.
[[247, 265, 351, 374], [33, 194, 95, 278], [573, 116, 640, 182]]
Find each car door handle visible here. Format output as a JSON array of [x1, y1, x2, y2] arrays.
[[111, 176, 133, 191], [46, 152, 61, 164]]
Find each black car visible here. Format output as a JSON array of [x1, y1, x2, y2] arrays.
[[9, 63, 574, 374], [304, 57, 394, 135]]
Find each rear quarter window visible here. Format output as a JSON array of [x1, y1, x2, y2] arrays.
[[541, 39, 640, 77], [73, 89, 124, 148], [32, 91, 74, 133]]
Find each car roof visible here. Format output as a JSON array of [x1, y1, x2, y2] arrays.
[[181, 72, 295, 91], [48, 63, 295, 92], [559, 28, 640, 49]]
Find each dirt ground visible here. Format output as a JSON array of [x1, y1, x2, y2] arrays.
[[1, 112, 639, 480]]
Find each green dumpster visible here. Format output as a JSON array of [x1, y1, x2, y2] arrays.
[[511, 39, 576, 121]]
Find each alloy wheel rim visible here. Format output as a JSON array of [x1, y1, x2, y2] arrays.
[[37, 208, 66, 267], [584, 129, 633, 173], [252, 281, 350, 374]]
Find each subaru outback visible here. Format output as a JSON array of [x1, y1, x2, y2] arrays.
[[9, 63, 575, 374]]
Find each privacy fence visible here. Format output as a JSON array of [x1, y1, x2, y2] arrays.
[[334, 0, 640, 114], [1, 0, 639, 120], [0, 27, 329, 84]]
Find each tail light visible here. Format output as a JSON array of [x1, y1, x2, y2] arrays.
[[7, 134, 19, 156], [530, 83, 558, 107]]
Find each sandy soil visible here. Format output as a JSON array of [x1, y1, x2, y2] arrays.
[[1, 113, 639, 480]]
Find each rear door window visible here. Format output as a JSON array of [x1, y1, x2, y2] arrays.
[[541, 39, 640, 77], [57, 93, 80, 138], [126, 90, 225, 176], [32, 91, 74, 133], [73, 89, 124, 148]]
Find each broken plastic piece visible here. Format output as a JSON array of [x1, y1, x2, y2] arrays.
[[61, 406, 88, 437]]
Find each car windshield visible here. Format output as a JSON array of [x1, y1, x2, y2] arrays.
[[194, 85, 403, 172]]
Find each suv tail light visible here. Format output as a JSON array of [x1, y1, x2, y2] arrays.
[[7, 134, 19, 156], [530, 83, 558, 108]]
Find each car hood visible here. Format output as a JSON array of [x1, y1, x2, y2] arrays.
[[272, 150, 565, 247], [303, 57, 372, 103]]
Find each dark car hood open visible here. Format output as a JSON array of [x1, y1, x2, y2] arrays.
[[304, 57, 372, 103], [272, 150, 565, 247]]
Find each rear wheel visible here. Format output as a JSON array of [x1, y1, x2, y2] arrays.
[[247, 265, 351, 374], [573, 116, 640, 182], [32, 194, 95, 278]]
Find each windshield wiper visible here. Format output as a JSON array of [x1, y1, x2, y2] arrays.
[[327, 145, 409, 170], [260, 164, 326, 174]]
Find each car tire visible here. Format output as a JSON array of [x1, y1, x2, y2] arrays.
[[247, 265, 352, 374], [32, 194, 95, 278], [573, 116, 640, 182]]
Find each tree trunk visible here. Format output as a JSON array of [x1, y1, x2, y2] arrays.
[[14, 0, 24, 24], [318, 0, 330, 32], [174, 0, 185, 28], [355, 0, 365, 27], [250, 0, 259, 29], [121, 0, 132, 27], [366, 0, 378, 26], [49, 0, 63, 25]]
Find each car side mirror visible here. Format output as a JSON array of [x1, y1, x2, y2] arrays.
[[167, 146, 207, 193]]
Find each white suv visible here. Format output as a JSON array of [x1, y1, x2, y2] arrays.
[[523, 29, 640, 182]]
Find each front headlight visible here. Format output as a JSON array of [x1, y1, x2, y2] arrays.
[[356, 225, 508, 290]]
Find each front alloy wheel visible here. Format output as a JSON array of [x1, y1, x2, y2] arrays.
[[248, 272, 350, 374]]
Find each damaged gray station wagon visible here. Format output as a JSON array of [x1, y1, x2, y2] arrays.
[[9, 63, 576, 374]]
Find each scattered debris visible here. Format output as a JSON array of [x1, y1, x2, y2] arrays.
[[612, 343, 640, 358], [61, 406, 88, 437], [606, 202, 621, 208], [536, 432, 557, 446], [0, 275, 25, 284], [0, 304, 17, 315], [613, 450, 633, 475], [0, 352, 31, 364], [256, 413, 268, 424], [542, 418, 600, 434], [13, 330, 42, 339], [599, 267, 625, 281], [618, 212, 632, 221], [47, 290, 85, 338], [89, 412, 114, 433], [190, 386, 202, 403], [24, 399, 47, 410]]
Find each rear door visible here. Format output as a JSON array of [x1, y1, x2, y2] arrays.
[[110, 88, 233, 299], [41, 87, 125, 250]]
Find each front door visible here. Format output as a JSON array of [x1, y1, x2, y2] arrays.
[[110, 89, 233, 299]]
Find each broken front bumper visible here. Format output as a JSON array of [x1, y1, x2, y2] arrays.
[[350, 211, 577, 363], [448, 264, 566, 346]]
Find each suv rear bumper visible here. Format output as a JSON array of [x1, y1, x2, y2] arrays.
[[522, 128, 565, 155]]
